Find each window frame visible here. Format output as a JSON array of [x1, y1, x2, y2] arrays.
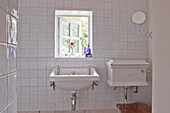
[[59, 17, 82, 56], [55, 10, 93, 58]]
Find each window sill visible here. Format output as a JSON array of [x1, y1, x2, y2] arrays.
[[55, 56, 93, 59]]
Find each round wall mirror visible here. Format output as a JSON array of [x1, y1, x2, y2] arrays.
[[132, 11, 146, 25]]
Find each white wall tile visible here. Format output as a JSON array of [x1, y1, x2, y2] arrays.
[[29, 102, 38, 111], [20, 78, 29, 86], [38, 102, 46, 111], [30, 78, 38, 86], [30, 8, 38, 16], [20, 103, 29, 111], [47, 0, 55, 8], [1, 108, 7, 113], [0, 76, 7, 112], [30, 0, 38, 7], [20, 70, 29, 78], [29, 70, 38, 78], [8, 73, 17, 104], [0, 44, 8, 76], [38, 87, 46, 94], [38, 95, 46, 103], [72, 0, 79, 9], [22, 24, 29, 33], [39, 0, 47, 8], [30, 87, 38, 94], [64, 0, 72, 9], [56, 1, 64, 8], [22, 0, 30, 8], [7, 100, 17, 113], [39, 8, 47, 16], [21, 86, 29, 95]]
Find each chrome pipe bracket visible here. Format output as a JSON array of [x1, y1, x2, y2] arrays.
[[92, 81, 98, 90], [129, 86, 139, 93], [113, 87, 118, 90], [50, 81, 55, 91], [134, 86, 138, 93]]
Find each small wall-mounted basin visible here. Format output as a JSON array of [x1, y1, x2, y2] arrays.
[[49, 67, 100, 92]]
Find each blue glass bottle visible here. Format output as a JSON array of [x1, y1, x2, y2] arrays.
[[87, 44, 91, 54], [86, 44, 92, 57]]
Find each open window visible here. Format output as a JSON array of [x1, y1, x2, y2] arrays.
[[55, 10, 93, 58]]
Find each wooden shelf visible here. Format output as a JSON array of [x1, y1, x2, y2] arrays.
[[117, 102, 151, 113]]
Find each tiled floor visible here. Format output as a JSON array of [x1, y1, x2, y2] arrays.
[[18, 109, 121, 113]]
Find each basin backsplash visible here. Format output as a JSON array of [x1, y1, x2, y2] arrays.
[[17, 0, 151, 111]]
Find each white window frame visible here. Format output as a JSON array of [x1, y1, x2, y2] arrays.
[[55, 10, 93, 58], [59, 17, 82, 56]]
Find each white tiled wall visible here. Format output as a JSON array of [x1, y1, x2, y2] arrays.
[[17, 0, 150, 111], [0, 44, 8, 76], [0, 76, 8, 111], [8, 100, 17, 113], [0, 47, 17, 113], [0, 9, 7, 43], [0, 64, 18, 113], [0, 30, 17, 113], [8, 73, 17, 104], [0, 0, 18, 112]]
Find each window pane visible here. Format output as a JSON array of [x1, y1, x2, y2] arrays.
[[72, 40, 79, 53], [62, 39, 70, 54], [72, 24, 79, 37], [62, 22, 70, 36]]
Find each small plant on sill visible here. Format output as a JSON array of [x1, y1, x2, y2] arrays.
[[65, 40, 76, 56]]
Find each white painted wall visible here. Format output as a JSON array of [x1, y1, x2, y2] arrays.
[[152, 0, 170, 113]]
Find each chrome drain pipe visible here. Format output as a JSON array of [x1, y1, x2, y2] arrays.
[[124, 86, 129, 104], [71, 93, 77, 111]]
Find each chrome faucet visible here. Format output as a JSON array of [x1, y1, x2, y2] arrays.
[[57, 65, 60, 75]]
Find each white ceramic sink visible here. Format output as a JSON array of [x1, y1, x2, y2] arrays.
[[49, 67, 100, 92]]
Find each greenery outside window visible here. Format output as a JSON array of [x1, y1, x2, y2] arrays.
[[55, 10, 93, 58]]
